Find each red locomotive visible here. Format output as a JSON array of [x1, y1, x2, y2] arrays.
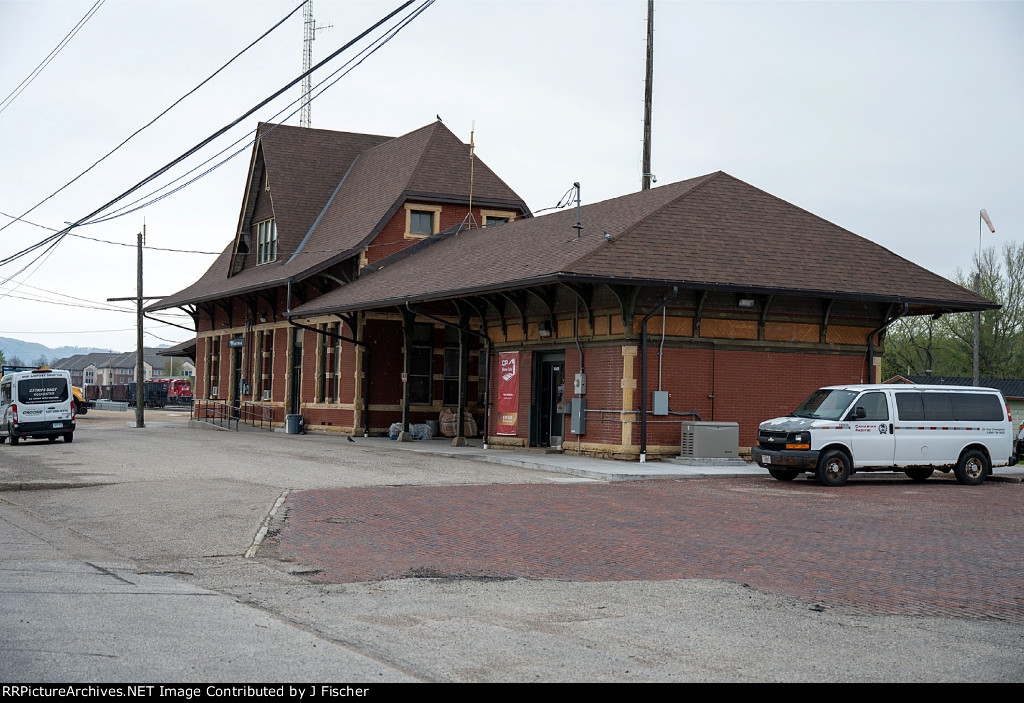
[[153, 378, 193, 405]]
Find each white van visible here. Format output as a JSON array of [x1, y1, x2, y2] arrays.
[[752, 384, 1014, 486], [0, 368, 76, 445]]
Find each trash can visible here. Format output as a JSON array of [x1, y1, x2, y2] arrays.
[[286, 414, 304, 435]]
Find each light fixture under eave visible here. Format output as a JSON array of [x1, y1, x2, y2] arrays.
[[538, 321, 552, 338], [738, 298, 756, 308]]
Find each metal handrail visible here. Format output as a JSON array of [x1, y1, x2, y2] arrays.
[[239, 401, 274, 430], [191, 399, 274, 431], [191, 399, 238, 431]]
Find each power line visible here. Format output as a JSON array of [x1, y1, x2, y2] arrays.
[[0, 0, 307, 237], [84, 0, 436, 227], [0, 0, 105, 118], [0, 0, 418, 275]]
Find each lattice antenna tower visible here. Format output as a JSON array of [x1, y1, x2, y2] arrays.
[[300, 1, 331, 128]]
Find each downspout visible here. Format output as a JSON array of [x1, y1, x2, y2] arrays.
[[287, 317, 371, 436], [640, 287, 677, 463], [867, 303, 909, 384], [575, 299, 584, 456], [406, 302, 492, 448], [287, 277, 371, 435]]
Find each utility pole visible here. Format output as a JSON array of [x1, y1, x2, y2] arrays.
[[641, 0, 655, 191], [136, 225, 145, 429], [108, 224, 167, 429]]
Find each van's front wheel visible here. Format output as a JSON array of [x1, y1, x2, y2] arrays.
[[817, 449, 851, 487], [954, 450, 988, 486]]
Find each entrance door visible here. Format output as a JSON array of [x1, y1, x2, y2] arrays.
[[231, 346, 242, 418], [539, 360, 565, 447]]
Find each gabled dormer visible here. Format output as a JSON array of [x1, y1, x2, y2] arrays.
[[229, 138, 276, 276]]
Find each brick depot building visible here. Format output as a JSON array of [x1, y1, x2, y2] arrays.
[[152, 120, 994, 460]]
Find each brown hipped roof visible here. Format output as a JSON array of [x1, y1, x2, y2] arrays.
[[150, 121, 527, 311], [288, 171, 994, 316]]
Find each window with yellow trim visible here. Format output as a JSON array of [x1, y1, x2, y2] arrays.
[[256, 218, 277, 264], [404, 203, 441, 239]]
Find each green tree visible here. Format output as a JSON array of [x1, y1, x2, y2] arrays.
[[882, 315, 957, 379], [883, 242, 1024, 380], [943, 242, 1024, 378]]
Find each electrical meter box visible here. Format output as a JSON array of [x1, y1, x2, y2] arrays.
[[571, 397, 586, 435], [653, 390, 669, 416], [573, 373, 586, 395]]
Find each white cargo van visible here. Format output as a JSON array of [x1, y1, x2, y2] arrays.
[[0, 368, 76, 445], [752, 384, 1014, 486]]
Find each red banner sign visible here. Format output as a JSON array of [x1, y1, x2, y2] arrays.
[[496, 352, 519, 435]]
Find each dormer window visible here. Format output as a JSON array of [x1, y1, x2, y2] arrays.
[[256, 218, 277, 264], [405, 203, 441, 239], [481, 209, 517, 227], [410, 210, 433, 235]]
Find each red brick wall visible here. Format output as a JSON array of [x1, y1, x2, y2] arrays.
[[365, 205, 523, 266], [632, 346, 864, 447]]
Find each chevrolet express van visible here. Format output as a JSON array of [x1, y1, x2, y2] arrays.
[[752, 384, 1013, 486], [0, 368, 76, 445]]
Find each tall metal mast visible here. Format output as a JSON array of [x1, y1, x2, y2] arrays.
[[300, 1, 326, 128]]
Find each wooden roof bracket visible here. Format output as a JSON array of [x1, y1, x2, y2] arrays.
[[461, 297, 491, 332], [560, 282, 594, 331], [498, 291, 528, 336], [693, 290, 708, 339], [607, 284, 640, 333], [820, 298, 836, 344], [255, 290, 278, 322], [759, 295, 774, 341], [196, 302, 215, 329], [243, 295, 258, 327], [181, 305, 198, 327], [526, 286, 557, 335], [482, 294, 508, 337], [213, 299, 233, 328], [334, 312, 359, 337]]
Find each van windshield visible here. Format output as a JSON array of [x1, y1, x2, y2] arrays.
[[792, 389, 857, 420], [17, 377, 68, 404]]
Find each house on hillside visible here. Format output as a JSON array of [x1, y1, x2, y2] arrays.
[[54, 348, 189, 387], [152, 120, 994, 460]]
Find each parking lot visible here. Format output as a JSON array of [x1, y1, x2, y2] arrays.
[[2, 409, 1022, 681]]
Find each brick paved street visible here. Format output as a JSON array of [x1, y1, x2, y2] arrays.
[[272, 477, 1024, 624]]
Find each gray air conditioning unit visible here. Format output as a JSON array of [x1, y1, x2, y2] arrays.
[[680, 421, 739, 458]]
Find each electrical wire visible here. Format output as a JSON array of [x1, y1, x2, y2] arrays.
[[0, 0, 105, 118], [85, 0, 436, 226], [0, 1, 307, 236], [0, 0, 417, 273]]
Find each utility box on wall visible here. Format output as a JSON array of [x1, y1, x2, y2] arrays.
[[571, 397, 586, 435], [680, 421, 739, 458], [653, 390, 669, 416], [573, 373, 586, 395]]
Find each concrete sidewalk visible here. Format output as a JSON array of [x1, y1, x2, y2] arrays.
[[348, 435, 1024, 483]]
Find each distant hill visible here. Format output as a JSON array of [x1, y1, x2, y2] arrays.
[[0, 336, 120, 365]]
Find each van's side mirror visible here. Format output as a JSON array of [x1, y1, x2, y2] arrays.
[[846, 407, 866, 421]]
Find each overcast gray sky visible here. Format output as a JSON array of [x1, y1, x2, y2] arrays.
[[1, 0, 1021, 353]]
